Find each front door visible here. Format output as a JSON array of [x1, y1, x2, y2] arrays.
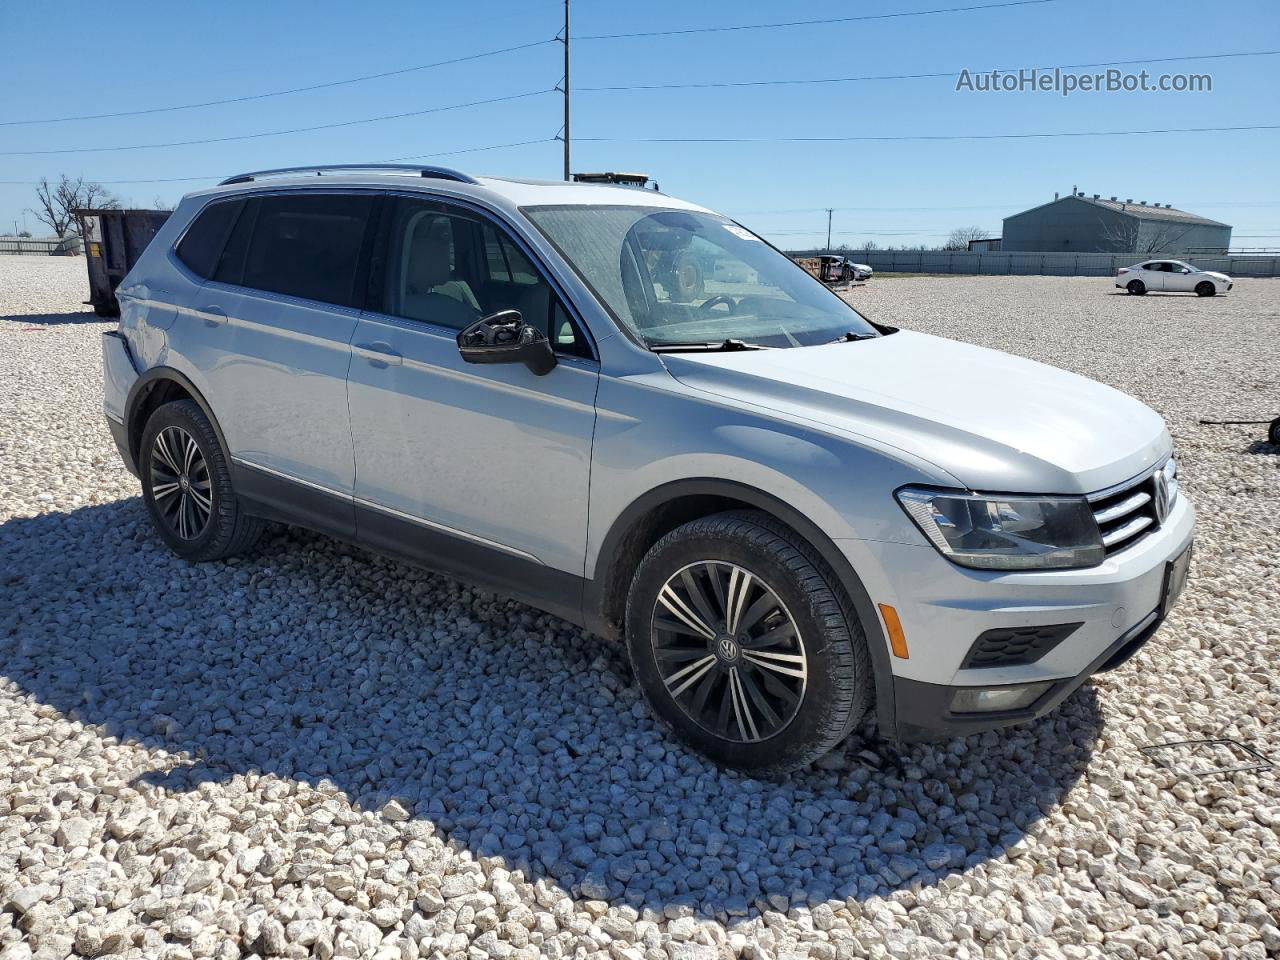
[[1163, 261, 1196, 292], [346, 195, 599, 607]]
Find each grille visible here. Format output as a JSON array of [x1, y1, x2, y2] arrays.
[[1088, 459, 1176, 556], [961, 622, 1082, 669]]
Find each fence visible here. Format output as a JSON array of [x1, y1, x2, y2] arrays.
[[0, 236, 82, 256], [815, 249, 1280, 278]]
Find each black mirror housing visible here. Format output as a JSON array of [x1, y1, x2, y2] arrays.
[[457, 310, 557, 376]]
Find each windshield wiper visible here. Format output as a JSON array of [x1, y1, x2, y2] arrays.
[[648, 338, 773, 353], [831, 331, 878, 343]]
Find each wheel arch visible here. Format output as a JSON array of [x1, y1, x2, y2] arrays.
[[585, 478, 897, 735], [124, 367, 230, 472]]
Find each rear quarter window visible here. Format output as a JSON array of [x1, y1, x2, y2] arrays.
[[175, 199, 243, 279]]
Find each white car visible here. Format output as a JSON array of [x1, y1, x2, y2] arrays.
[[1116, 259, 1231, 297], [850, 262, 873, 281]]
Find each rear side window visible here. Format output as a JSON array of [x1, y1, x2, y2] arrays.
[[175, 199, 242, 279], [238, 193, 374, 307]]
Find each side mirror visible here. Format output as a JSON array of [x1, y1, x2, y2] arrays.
[[1181, 268, 1191, 274], [457, 310, 557, 376]]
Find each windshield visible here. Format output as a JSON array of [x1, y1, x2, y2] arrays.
[[522, 205, 879, 348]]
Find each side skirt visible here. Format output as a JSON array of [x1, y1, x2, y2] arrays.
[[232, 460, 587, 629]]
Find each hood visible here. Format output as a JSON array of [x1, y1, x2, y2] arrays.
[[661, 330, 1170, 494], [1200, 270, 1230, 280]]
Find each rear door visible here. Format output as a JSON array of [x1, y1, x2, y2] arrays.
[[346, 193, 599, 587], [1139, 261, 1165, 290], [189, 191, 375, 533]]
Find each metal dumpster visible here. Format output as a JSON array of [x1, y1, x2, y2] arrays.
[[75, 208, 171, 316]]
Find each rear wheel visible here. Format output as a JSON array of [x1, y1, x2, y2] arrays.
[[1127, 279, 1147, 295], [1195, 281, 1216, 297], [140, 400, 263, 561], [625, 511, 871, 775]]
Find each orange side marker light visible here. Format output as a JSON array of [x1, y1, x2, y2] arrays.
[[879, 603, 909, 659]]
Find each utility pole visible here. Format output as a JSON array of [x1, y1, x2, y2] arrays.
[[560, 0, 571, 181], [825, 208, 834, 254]]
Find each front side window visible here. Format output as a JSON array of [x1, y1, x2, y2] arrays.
[[373, 197, 591, 357], [522, 205, 879, 348], [236, 193, 374, 307]]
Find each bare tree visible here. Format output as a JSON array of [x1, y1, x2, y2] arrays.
[[30, 175, 119, 238], [1098, 216, 1193, 254], [943, 226, 990, 251]]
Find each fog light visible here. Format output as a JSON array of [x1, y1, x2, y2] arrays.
[[951, 681, 1052, 714]]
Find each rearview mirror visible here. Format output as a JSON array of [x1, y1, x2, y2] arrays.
[[457, 310, 557, 376]]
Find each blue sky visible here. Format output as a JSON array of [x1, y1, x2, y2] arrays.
[[3, 0, 1279, 247]]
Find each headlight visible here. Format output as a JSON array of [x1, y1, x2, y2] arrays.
[[896, 487, 1104, 570]]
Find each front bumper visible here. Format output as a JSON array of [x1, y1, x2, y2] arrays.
[[893, 601, 1167, 740], [836, 492, 1195, 739]]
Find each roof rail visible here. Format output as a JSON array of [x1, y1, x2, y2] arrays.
[[218, 164, 477, 186]]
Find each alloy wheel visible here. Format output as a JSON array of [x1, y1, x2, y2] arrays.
[[650, 560, 807, 743], [149, 425, 212, 540]]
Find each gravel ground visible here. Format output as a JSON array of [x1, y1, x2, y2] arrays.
[[1, 258, 1277, 960]]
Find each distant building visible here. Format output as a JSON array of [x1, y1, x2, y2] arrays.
[[967, 237, 1002, 252], [1001, 191, 1231, 254]]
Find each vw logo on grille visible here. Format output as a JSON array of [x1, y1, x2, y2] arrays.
[[1152, 469, 1170, 523], [717, 636, 740, 661]]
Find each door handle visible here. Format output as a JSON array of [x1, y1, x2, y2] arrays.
[[354, 341, 403, 367], [199, 306, 228, 328]]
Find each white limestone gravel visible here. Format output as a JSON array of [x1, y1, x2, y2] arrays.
[[1, 257, 1277, 960]]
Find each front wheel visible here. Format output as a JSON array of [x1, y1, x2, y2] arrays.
[[625, 511, 872, 775], [140, 399, 263, 561], [1127, 279, 1147, 295], [1195, 281, 1216, 297]]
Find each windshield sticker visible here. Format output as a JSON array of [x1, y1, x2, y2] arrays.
[[722, 224, 762, 242]]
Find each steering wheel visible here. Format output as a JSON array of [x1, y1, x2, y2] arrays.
[[699, 294, 737, 313]]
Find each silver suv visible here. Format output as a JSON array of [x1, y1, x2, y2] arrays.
[[102, 164, 1194, 773]]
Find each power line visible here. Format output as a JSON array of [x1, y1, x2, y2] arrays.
[[0, 90, 554, 156], [0, 40, 555, 127], [579, 50, 1280, 92], [578, 123, 1280, 145], [0, 138, 557, 185], [386, 137, 558, 162], [731, 199, 1280, 215], [577, 0, 1058, 40], [0, 138, 556, 186]]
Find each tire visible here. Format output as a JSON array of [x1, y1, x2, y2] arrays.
[[1195, 281, 1216, 297], [1269, 418, 1280, 445], [662, 252, 705, 303], [139, 399, 263, 562], [1127, 279, 1147, 295], [625, 510, 872, 775]]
